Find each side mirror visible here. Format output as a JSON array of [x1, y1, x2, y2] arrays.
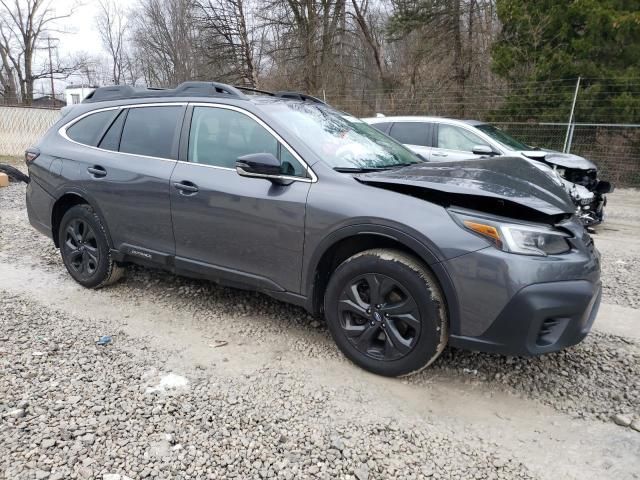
[[236, 153, 282, 178], [472, 145, 497, 156]]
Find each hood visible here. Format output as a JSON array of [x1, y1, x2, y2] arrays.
[[520, 150, 597, 170], [355, 157, 575, 216]]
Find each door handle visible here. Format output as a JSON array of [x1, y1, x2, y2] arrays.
[[87, 165, 107, 178], [432, 152, 448, 157], [173, 181, 199, 194]]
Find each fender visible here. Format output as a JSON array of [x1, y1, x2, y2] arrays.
[[302, 223, 462, 334], [51, 185, 115, 249]]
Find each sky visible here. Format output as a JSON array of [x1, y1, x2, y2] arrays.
[[33, 0, 128, 97]]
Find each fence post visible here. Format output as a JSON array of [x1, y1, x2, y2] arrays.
[[563, 76, 581, 153]]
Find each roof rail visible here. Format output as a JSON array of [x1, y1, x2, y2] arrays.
[[273, 91, 326, 104], [84, 81, 248, 103], [233, 85, 326, 104], [234, 86, 275, 96]]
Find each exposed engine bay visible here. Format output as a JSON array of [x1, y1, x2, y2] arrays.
[[521, 151, 613, 226]]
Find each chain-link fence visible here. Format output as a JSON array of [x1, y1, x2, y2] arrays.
[[1, 81, 639, 187], [320, 79, 640, 187], [0, 106, 60, 157]]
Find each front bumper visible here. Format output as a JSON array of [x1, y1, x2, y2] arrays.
[[449, 280, 601, 356]]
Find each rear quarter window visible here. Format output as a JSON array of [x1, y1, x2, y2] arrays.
[[66, 110, 119, 146]]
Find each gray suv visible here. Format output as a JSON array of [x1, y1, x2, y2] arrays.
[[25, 82, 601, 376]]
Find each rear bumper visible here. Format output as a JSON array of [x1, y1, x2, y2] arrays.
[[449, 280, 601, 356], [26, 177, 54, 239]]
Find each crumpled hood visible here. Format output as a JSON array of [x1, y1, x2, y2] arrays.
[[520, 150, 597, 170], [355, 157, 576, 215]]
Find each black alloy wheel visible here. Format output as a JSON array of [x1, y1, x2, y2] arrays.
[[338, 273, 421, 361], [325, 249, 447, 377], [58, 204, 124, 288], [63, 218, 100, 279]]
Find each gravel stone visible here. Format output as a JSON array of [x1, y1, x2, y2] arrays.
[[611, 414, 633, 427]]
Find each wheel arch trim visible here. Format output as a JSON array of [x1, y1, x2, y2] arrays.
[[303, 224, 461, 334], [51, 187, 114, 249]]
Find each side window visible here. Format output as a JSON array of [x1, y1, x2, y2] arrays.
[[66, 110, 118, 146], [119, 106, 182, 159], [98, 110, 126, 151], [188, 106, 306, 176], [437, 124, 487, 152], [389, 122, 430, 147], [370, 122, 392, 134]]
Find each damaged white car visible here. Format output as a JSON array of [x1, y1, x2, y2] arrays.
[[363, 116, 613, 226]]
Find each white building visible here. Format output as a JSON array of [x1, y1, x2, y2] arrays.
[[65, 85, 98, 105]]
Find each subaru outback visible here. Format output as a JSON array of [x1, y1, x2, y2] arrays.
[[24, 82, 601, 376]]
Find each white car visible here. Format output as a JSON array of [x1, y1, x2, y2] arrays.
[[362, 116, 612, 226]]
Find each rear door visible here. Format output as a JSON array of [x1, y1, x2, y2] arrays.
[[431, 123, 492, 161], [387, 121, 433, 159], [169, 104, 311, 293], [61, 104, 185, 257]]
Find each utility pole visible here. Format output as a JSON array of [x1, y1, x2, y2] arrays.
[[47, 37, 55, 107]]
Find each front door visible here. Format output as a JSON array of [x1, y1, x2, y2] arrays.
[[170, 105, 311, 293]]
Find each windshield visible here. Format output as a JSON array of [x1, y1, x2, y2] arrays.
[[265, 102, 423, 169], [476, 124, 530, 151]]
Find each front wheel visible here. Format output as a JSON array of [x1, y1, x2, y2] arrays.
[[324, 249, 448, 377]]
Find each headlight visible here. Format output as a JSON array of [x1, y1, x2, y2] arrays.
[[451, 212, 572, 256]]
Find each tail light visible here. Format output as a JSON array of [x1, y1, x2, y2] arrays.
[[25, 148, 40, 166]]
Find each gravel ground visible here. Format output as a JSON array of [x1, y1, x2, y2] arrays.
[[1, 292, 536, 480], [1, 173, 639, 479]]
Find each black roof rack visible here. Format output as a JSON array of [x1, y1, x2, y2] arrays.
[[234, 86, 326, 104], [273, 91, 325, 104], [83, 80, 327, 105], [84, 81, 248, 103], [234, 86, 276, 96]]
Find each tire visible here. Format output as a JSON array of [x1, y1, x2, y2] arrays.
[[324, 249, 448, 377], [58, 204, 124, 289], [0, 163, 30, 183]]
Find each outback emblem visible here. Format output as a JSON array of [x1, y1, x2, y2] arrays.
[[130, 249, 152, 259]]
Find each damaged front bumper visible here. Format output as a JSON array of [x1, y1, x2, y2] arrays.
[[449, 279, 602, 356], [442, 220, 601, 356]]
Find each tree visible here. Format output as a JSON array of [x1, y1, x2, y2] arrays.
[[0, 0, 77, 104], [194, 0, 259, 86], [261, 0, 347, 92], [388, 0, 499, 116], [492, 0, 640, 122], [96, 0, 129, 85], [132, 0, 201, 87]]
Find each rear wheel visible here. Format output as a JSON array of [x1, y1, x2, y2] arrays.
[[324, 249, 447, 376], [58, 204, 124, 288]]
